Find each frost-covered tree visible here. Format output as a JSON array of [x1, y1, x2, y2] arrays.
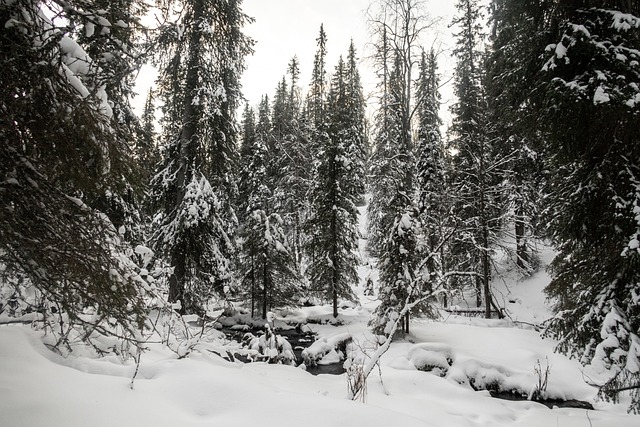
[[306, 55, 366, 318], [270, 58, 311, 268], [448, 0, 507, 318], [367, 29, 403, 259], [533, 2, 640, 412], [138, 88, 160, 185], [66, 0, 150, 245], [1, 0, 148, 349], [307, 24, 328, 131], [237, 103, 300, 318], [485, 0, 547, 274], [150, 0, 253, 314], [367, 0, 438, 334], [415, 49, 450, 303]]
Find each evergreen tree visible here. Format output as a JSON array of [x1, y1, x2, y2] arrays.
[[345, 40, 368, 203], [488, 0, 640, 411], [237, 103, 299, 318], [139, 88, 160, 183], [367, 27, 401, 259], [485, 0, 547, 274], [415, 49, 449, 304], [306, 56, 366, 318], [271, 59, 311, 268], [533, 2, 640, 412], [449, 0, 506, 318], [150, 0, 253, 314], [1, 0, 148, 349], [367, 52, 408, 255], [307, 24, 328, 130], [367, 0, 438, 334], [69, 0, 150, 245]]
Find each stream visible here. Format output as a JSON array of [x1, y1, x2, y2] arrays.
[[489, 391, 595, 410], [222, 326, 346, 376]]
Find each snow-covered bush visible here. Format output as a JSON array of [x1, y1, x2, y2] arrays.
[[243, 324, 296, 365]]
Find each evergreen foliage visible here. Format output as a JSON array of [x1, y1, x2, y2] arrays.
[[534, 2, 640, 412], [415, 49, 449, 305], [367, 0, 439, 334], [238, 103, 300, 318], [306, 53, 366, 318], [488, 0, 640, 411], [449, 0, 508, 318], [150, 0, 253, 314], [485, 0, 547, 273], [0, 0, 149, 350]]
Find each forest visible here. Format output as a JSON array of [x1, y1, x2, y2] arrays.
[[1, 0, 640, 421]]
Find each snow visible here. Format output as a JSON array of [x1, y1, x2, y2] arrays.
[[2, 211, 640, 425], [593, 86, 611, 104], [555, 42, 567, 60], [610, 11, 640, 32]]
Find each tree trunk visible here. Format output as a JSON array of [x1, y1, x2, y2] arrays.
[[331, 209, 339, 319], [515, 202, 527, 270], [482, 226, 491, 319], [168, 252, 185, 314], [262, 260, 269, 319], [405, 311, 410, 334], [251, 254, 256, 318], [168, 0, 204, 311]]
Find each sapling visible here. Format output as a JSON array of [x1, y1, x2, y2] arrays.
[[531, 357, 550, 401]]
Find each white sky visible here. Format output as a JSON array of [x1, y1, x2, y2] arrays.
[[240, 0, 460, 125], [134, 0, 467, 127]]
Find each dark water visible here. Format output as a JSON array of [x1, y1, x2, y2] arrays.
[[222, 326, 346, 376], [489, 391, 594, 410]]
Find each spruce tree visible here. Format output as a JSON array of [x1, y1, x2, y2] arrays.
[[150, 0, 253, 314], [415, 49, 448, 304], [485, 0, 547, 274], [307, 24, 328, 131], [367, 0, 438, 335], [449, 0, 506, 318], [306, 56, 366, 318], [488, 0, 640, 411], [237, 103, 299, 318], [271, 58, 311, 268], [1, 0, 148, 349], [533, 2, 640, 412]]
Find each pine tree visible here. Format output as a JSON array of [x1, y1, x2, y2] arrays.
[[150, 0, 253, 314]]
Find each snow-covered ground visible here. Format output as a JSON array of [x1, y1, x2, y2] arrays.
[[1, 208, 639, 426]]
